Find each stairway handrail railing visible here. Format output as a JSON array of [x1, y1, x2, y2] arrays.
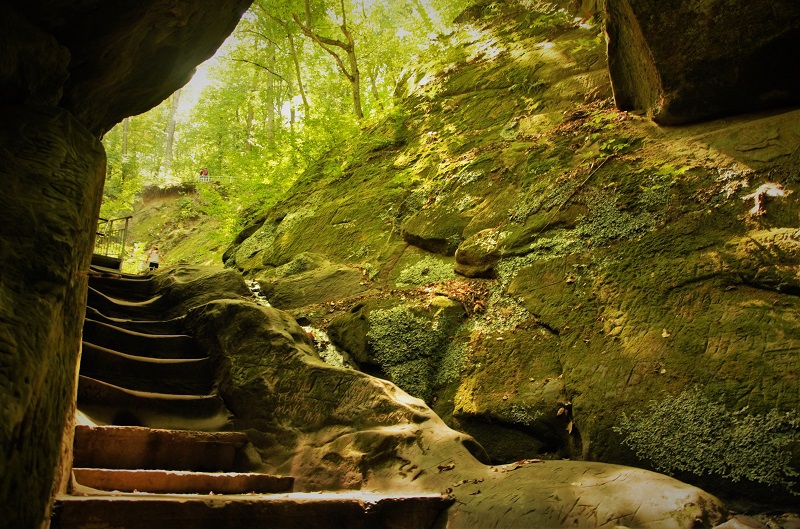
[[192, 174, 236, 184], [95, 215, 132, 259]]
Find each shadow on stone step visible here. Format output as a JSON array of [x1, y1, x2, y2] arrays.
[[83, 318, 200, 359], [80, 342, 213, 395], [77, 376, 232, 431], [85, 306, 186, 335]]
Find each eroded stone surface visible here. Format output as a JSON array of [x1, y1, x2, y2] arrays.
[[0, 105, 105, 528], [605, 0, 800, 124], [6, 0, 253, 135], [173, 274, 728, 528]]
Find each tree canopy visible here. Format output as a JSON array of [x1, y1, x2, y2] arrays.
[[101, 0, 471, 233]]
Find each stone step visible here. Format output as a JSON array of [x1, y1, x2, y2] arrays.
[[90, 264, 150, 280], [83, 319, 200, 359], [77, 376, 231, 431], [89, 274, 156, 301], [52, 492, 451, 529], [80, 343, 212, 395], [87, 286, 168, 319], [72, 469, 293, 495], [73, 425, 249, 471], [85, 306, 186, 335], [90, 255, 124, 271]]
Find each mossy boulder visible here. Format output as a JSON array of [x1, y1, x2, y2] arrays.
[[328, 296, 466, 401], [178, 279, 727, 528], [255, 253, 373, 310], [400, 203, 470, 256]]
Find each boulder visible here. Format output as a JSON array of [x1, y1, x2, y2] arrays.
[[175, 285, 728, 528], [327, 296, 466, 401], [605, 0, 800, 124], [256, 255, 372, 310], [401, 204, 470, 256]]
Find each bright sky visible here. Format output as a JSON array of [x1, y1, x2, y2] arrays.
[[177, 36, 238, 118]]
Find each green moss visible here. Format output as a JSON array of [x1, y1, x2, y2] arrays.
[[614, 388, 800, 493], [234, 223, 276, 267], [575, 188, 658, 244], [508, 403, 544, 427], [495, 231, 582, 287], [385, 359, 437, 401], [435, 342, 468, 387], [469, 291, 533, 334], [395, 255, 456, 287], [273, 252, 328, 277], [367, 303, 464, 401]]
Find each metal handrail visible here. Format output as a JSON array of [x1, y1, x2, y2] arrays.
[[94, 216, 132, 259], [193, 175, 236, 184]]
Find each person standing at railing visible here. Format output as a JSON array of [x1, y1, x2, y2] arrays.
[[199, 167, 209, 182], [145, 246, 167, 270]]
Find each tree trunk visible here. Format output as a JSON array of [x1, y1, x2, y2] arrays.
[[341, 21, 363, 120], [122, 117, 129, 157], [287, 31, 310, 115], [369, 67, 383, 111], [163, 89, 181, 176], [246, 102, 255, 152], [121, 117, 130, 182], [265, 39, 277, 149], [293, 0, 363, 120]]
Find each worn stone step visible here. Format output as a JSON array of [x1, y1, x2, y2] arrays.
[[89, 274, 156, 301], [87, 286, 169, 319], [83, 319, 200, 359], [90, 255, 124, 271], [77, 376, 231, 431], [85, 306, 186, 335], [52, 492, 451, 529], [72, 469, 293, 495], [80, 343, 212, 395], [73, 425, 250, 471], [90, 264, 151, 280]]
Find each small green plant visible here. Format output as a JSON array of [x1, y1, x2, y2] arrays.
[[599, 136, 632, 155], [509, 403, 543, 426], [614, 388, 800, 493]]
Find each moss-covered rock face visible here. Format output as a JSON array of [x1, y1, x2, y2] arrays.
[[328, 296, 466, 401], [225, 0, 800, 502], [124, 186, 234, 272], [177, 272, 727, 528]]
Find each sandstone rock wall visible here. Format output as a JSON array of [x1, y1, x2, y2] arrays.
[[605, 0, 800, 124], [0, 106, 105, 528], [223, 0, 800, 504], [4, 0, 253, 136]]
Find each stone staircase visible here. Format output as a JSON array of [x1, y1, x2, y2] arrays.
[[51, 263, 449, 529]]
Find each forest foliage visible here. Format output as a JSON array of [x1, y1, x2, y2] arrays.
[[101, 0, 472, 237]]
